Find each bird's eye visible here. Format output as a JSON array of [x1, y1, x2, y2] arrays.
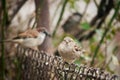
[[43, 30, 46, 33], [43, 30, 47, 34]]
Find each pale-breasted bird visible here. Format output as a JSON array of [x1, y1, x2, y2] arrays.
[[58, 36, 86, 63], [62, 12, 82, 36], [0, 27, 51, 50]]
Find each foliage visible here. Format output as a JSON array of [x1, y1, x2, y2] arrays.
[[0, 0, 120, 79]]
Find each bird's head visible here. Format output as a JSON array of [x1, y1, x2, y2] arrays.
[[63, 37, 74, 43], [37, 27, 51, 37], [71, 12, 82, 22], [73, 12, 82, 17]]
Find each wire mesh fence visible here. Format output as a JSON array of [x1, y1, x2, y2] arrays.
[[16, 45, 119, 80]]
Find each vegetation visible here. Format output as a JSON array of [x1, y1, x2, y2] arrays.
[[0, 0, 120, 79]]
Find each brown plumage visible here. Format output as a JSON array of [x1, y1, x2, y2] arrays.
[[0, 27, 50, 51], [58, 37, 86, 63]]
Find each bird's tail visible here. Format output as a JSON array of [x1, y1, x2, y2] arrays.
[[0, 40, 13, 43]]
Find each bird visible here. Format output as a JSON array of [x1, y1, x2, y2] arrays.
[[0, 27, 51, 50], [62, 12, 82, 36], [58, 36, 86, 64]]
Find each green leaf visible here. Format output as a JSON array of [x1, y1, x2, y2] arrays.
[[81, 22, 91, 30], [68, 0, 79, 9], [84, 0, 90, 4]]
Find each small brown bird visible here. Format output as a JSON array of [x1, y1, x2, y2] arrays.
[[62, 12, 82, 36], [58, 36, 86, 63], [0, 27, 51, 50]]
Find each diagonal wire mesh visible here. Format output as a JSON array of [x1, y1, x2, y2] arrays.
[[16, 45, 119, 80]]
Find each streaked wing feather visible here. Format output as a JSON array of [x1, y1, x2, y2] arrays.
[[18, 29, 39, 38]]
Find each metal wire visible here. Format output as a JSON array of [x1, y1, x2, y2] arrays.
[[16, 45, 119, 80]]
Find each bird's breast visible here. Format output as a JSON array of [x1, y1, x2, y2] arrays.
[[21, 38, 38, 47], [37, 32, 46, 44]]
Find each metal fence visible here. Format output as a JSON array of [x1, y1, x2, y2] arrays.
[[16, 46, 119, 80]]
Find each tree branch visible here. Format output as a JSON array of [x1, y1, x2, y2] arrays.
[[9, 0, 27, 25], [35, 0, 53, 55], [52, 0, 68, 37], [90, 1, 120, 66], [78, 0, 114, 41]]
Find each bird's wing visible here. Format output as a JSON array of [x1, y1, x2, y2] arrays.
[[18, 29, 39, 38], [0, 29, 40, 42]]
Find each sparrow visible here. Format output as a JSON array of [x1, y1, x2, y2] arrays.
[[0, 27, 51, 50], [58, 36, 86, 63], [62, 12, 82, 36]]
